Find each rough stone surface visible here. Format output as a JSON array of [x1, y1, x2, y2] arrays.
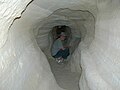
[[0, 0, 32, 48], [0, 0, 120, 90]]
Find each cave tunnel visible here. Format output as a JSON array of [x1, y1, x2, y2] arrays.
[[0, 0, 120, 90], [33, 8, 95, 90]]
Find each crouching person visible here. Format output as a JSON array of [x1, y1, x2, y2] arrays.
[[51, 32, 70, 63]]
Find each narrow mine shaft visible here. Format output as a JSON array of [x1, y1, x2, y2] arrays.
[[0, 0, 120, 90]]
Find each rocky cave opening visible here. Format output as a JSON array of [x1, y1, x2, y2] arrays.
[[32, 8, 95, 90], [1, 0, 120, 90]]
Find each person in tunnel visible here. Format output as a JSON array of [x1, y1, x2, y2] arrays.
[[51, 32, 70, 63]]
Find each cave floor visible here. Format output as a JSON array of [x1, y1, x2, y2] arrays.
[[48, 58, 80, 90]]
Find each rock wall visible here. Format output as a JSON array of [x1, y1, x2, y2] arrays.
[[80, 1, 120, 90], [0, 0, 120, 90]]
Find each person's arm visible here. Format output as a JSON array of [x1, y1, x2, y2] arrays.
[[60, 47, 65, 50], [64, 45, 71, 48]]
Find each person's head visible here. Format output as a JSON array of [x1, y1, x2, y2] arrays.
[[60, 32, 66, 40]]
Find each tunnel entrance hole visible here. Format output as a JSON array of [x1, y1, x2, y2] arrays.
[[50, 25, 81, 58], [33, 8, 95, 90], [50, 25, 72, 54], [34, 8, 95, 63]]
